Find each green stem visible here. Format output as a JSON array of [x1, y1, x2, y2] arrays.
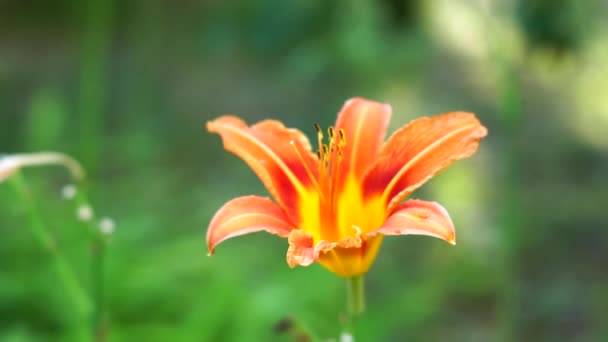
[[496, 64, 523, 342], [78, 0, 115, 172], [8, 172, 93, 338], [73, 187, 109, 341], [481, 7, 522, 340], [347, 275, 365, 317], [92, 234, 108, 341]]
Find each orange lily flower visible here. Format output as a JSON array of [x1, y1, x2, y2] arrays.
[[206, 98, 487, 277]]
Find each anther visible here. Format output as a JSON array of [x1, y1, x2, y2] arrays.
[[313, 122, 322, 135], [322, 144, 329, 156], [339, 129, 346, 145], [328, 126, 334, 139]]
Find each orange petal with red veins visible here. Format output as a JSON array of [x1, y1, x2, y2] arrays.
[[207, 116, 318, 223], [363, 112, 487, 211], [334, 98, 392, 180], [207, 196, 295, 255], [370, 199, 456, 244]]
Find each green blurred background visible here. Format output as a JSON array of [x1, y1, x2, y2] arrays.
[[1, 0, 607, 341]]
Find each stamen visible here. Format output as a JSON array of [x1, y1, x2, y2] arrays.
[[313, 122, 322, 134], [314, 123, 323, 147], [339, 129, 346, 145], [314, 122, 324, 162], [309, 122, 349, 240]]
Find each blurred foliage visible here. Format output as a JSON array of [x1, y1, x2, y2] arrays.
[[517, 0, 584, 53], [1, 0, 608, 341]]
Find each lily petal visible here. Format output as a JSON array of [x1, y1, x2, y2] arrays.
[[286, 229, 362, 268], [207, 116, 318, 222], [286, 229, 321, 267], [286, 228, 383, 277], [207, 195, 295, 255], [363, 112, 487, 211], [334, 98, 392, 180], [370, 199, 456, 244]]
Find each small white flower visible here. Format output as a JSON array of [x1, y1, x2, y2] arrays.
[[98, 217, 115, 235], [77, 205, 94, 221], [340, 333, 354, 342], [61, 184, 77, 199]]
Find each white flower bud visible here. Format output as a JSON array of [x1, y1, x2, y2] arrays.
[[61, 184, 77, 199], [340, 333, 354, 342], [77, 205, 94, 222], [98, 217, 115, 235]]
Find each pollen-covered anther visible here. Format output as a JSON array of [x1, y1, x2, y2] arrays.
[[322, 144, 330, 166], [314, 122, 323, 150], [313, 123, 346, 165], [338, 128, 346, 145]]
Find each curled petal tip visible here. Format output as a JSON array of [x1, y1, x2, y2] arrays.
[[374, 199, 456, 245], [446, 230, 457, 245]]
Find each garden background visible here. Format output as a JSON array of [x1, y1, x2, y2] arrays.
[[1, 0, 607, 341]]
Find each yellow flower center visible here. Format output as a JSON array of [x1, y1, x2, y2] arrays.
[[291, 124, 387, 244]]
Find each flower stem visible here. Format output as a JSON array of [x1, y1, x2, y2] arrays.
[[347, 275, 365, 317], [74, 188, 109, 341], [91, 226, 109, 340], [8, 172, 93, 338]]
